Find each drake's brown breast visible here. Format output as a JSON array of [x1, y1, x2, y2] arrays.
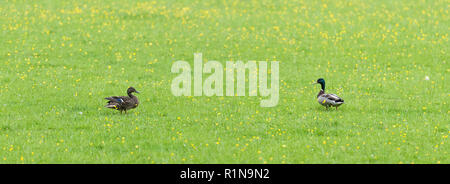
[[317, 90, 325, 98]]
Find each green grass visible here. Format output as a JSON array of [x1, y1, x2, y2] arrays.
[[0, 0, 448, 164]]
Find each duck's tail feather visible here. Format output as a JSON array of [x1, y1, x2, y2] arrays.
[[104, 102, 120, 109]]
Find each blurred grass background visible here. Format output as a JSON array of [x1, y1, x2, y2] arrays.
[[0, 0, 448, 163]]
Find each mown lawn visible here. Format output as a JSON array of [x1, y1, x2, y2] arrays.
[[0, 0, 448, 163]]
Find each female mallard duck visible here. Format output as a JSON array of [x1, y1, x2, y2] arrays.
[[104, 87, 140, 114], [313, 78, 344, 110]]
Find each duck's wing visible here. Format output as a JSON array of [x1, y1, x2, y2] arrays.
[[318, 93, 344, 105], [324, 94, 344, 105], [326, 94, 344, 102], [105, 96, 129, 104], [104, 96, 135, 109]]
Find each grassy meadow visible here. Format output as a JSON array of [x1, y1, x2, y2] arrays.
[[0, 0, 448, 163]]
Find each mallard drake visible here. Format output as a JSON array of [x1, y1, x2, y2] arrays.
[[313, 78, 344, 110], [104, 87, 140, 114]]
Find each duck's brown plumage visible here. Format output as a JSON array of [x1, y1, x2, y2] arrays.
[[104, 87, 139, 114]]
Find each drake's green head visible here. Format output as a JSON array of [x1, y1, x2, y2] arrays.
[[314, 78, 325, 91]]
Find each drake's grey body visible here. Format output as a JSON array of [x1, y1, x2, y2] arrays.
[[104, 87, 140, 114], [314, 79, 344, 110]]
